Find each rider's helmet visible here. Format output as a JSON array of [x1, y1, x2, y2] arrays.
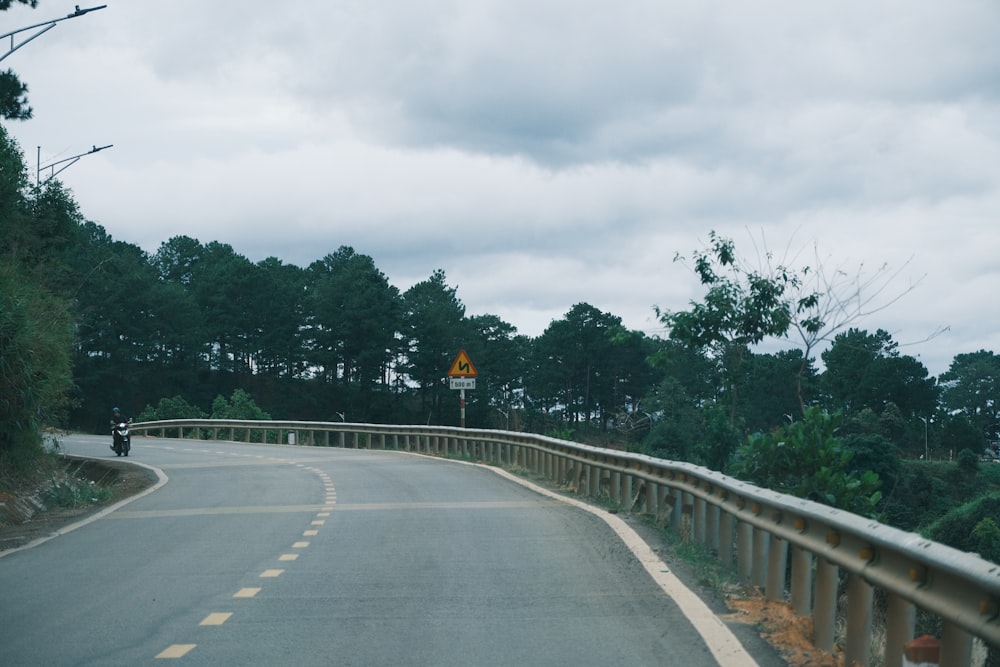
[[112, 407, 121, 416]]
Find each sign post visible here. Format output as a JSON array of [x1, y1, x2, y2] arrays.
[[447, 350, 478, 427]]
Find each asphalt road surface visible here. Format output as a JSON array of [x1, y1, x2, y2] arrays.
[[0, 434, 776, 666]]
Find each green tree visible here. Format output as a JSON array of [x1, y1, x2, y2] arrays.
[[738, 350, 815, 434], [0, 122, 75, 456], [941, 413, 985, 459], [462, 313, 528, 430], [0, 126, 30, 255], [0, 1, 39, 120], [210, 388, 271, 420], [939, 350, 1000, 439], [0, 264, 74, 459], [731, 407, 883, 515], [195, 242, 258, 374], [526, 303, 624, 432], [307, 247, 401, 387], [641, 340, 720, 462], [137, 395, 207, 422], [664, 232, 925, 418], [601, 327, 662, 436], [150, 236, 210, 371], [0, 71, 32, 121], [925, 492, 1000, 563], [400, 269, 465, 423], [661, 232, 796, 423], [253, 257, 307, 379], [640, 376, 706, 462], [820, 328, 938, 419], [971, 517, 1000, 564], [70, 234, 169, 419]]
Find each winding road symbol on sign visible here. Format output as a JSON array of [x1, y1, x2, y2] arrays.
[[447, 350, 478, 378]]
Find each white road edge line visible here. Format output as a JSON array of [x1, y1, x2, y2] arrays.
[[481, 463, 760, 667], [0, 458, 169, 559]]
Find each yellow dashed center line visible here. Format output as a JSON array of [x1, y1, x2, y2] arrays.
[[234, 587, 260, 598], [156, 644, 196, 659], [200, 612, 232, 626], [155, 452, 338, 662]]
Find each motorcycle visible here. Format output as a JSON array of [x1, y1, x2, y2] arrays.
[[111, 419, 132, 457]]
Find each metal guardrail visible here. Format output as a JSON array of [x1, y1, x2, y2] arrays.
[[131, 419, 1000, 666]]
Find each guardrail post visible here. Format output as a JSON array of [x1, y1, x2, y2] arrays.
[[884, 593, 915, 667], [940, 621, 972, 667], [611, 470, 622, 505], [719, 511, 734, 567], [790, 545, 812, 615], [813, 557, 838, 652], [670, 488, 682, 530], [647, 480, 659, 516], [589, 464, 600, 499], [737, 520, 753, 583], [694, 497, 706, 544], [706, 504, 720, 552], [752, 527, 768, 589], [680, 494, 694, 542], [766, 536, 788, 601], [844, 572, 873, 667]]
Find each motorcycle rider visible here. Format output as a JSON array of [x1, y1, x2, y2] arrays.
[[110, 406, 129, 452]]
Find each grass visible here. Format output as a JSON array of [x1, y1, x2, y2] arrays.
[[0, 435, 113, 514]]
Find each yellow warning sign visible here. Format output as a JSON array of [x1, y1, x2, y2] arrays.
[[448, 349, 478, 377]]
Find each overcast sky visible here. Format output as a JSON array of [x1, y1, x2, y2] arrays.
[[4, 1, 1000, 377]]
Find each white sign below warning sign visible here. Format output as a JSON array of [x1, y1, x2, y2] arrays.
[[450, 378, 476, 390]]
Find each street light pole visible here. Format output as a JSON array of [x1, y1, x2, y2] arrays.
[[919, 416, 929, 461], [1, 5, 107, 63], [37, 143, 113, 184]]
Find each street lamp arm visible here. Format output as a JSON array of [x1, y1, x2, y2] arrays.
[[0, 4, 107, 62], [37, 143, 113, 184], [70, 5, 108, 18]]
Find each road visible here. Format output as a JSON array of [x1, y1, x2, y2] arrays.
[[0, 434, 769, 666]]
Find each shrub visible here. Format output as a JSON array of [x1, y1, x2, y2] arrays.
[[731, 407, 882, 516]]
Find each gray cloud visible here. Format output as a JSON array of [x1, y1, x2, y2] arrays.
[[3, 0, 999, 377]]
